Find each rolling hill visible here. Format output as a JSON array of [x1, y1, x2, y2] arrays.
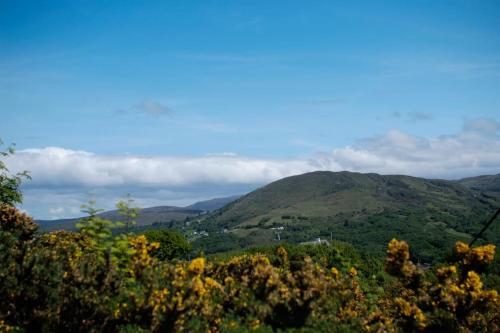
[[458, 173, 500, 194], [196, 171, 500, 261], [37, 195, 240, 231], [186, 195, 242, 212]]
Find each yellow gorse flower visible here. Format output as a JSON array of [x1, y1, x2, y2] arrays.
[[471, 244, 495, 263], [454, 241, 495, 268], [189, 257, 206, 275], [331, 267, 339, 279], [464, 271, 483, 292], [386, 239, 498, 332]]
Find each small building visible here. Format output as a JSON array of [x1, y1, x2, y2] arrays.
[[300, 237, 330, 246]]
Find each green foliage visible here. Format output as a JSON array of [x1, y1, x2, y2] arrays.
[[0, 140, 30, 206], [459, 173, 500, 194], [77, 200, 112, 243], [198, 171, 500, 263], [143, 229, 190, 260], [0, 204, 498, 332], [76, 200, 132, 268], [116, 194, 140, 232], [217, 241, 363, 272], [191, 232, 251, 255]]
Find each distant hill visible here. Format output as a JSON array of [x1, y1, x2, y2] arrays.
[[458, 173, 500, 193], [197, 171, 500, 261], [37, 195, 240, 231], [186, 195, 242, 212], [37, 206, 202, 231]]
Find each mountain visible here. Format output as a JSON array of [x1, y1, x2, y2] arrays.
[[196, 171, 500, 261], [186, 195, 242, 212], [37, 206, 201, 231], [37, 195, 240, 231]]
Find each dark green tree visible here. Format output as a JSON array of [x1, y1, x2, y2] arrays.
[[143, 229, 191, 260], [116, 193, 140, 232], [0, 140, 30, 206]]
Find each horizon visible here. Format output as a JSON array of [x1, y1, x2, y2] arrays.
[[1, 1, 500, 219]]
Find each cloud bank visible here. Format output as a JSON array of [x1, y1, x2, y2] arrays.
[[6, 118, 500, 189]]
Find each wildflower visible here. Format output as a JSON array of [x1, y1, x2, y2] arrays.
[[386, 239, 410, 274], [436, 265, 456, 279], [150, 241, 160, 251], [189, 257, 206, 275], [464, 271, 483, 292], [395, 297, 412, 317], [387, 239, 410, 262], [478, 289, 498, 303], [192, 277, 207, 297], [471, 244, 495, 264], [250, 319, 260, 330], [204, 277, 223, 291], [276, 246, 287, 258], [455, 241, 496, 269], [455, 241, 469, 255], [413, 307, 426, 329]]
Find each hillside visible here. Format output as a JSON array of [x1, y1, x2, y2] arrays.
[[186, 195, 242, 211], [459, 173, 500, 193], [196, 171, 500, 261], [38, 195, 240, 231]]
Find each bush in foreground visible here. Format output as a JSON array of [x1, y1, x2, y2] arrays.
[[0, 204, 498, 332]]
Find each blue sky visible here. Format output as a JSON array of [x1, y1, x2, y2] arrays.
[[1, 1, 500, 219]]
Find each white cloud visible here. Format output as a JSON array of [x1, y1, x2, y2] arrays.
[[49, 207, 65, 214], [329, 118, 500, 178], [47, 206, 67, 220], [7, 147, 314, 187]]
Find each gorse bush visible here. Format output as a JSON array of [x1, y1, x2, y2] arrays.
[[382, 239, 498, 332], [0, 204, 498, 332]]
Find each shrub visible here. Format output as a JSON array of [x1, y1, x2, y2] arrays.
[[143, 229, 191, 260], [0, 204, 498, 332]]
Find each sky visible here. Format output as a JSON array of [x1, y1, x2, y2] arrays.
[[1, 0, 500, 219]]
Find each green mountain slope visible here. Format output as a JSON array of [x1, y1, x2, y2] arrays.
[[459, 173, 500, 193], [197, 171, 500, 261]]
